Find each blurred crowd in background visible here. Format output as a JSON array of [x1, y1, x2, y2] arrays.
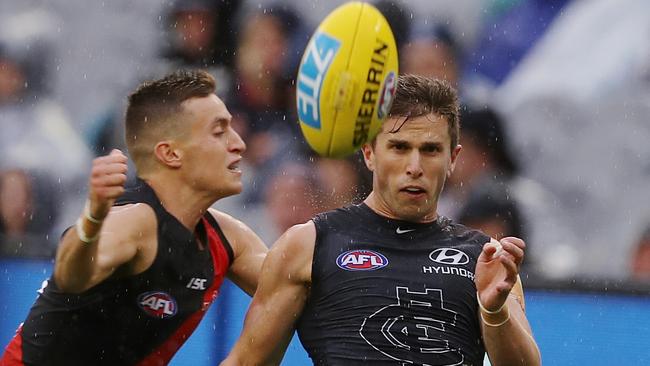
[[0, 0, 649, 283]]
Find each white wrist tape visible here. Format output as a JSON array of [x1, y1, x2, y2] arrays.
[[477, 292, 507, 314], [84, 199, 103, 224], [480, 311, 511, 327], [76, 218, 100, 244]]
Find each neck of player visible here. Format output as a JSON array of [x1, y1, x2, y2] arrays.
[[145, 177, 216, 231], [364, 191, 439, 223]]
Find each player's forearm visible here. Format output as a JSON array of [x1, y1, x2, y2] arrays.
[[221, 350, 278, 366], [481, 310, 541, 366], [53, 213, 104, 293], [222, 304, 289, 366]]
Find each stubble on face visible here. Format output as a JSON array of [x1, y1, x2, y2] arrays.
[[367, 113, 456, 223]]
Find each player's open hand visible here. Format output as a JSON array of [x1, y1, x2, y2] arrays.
[[88, 149, 128, 219], [474, 237, 526, 312]]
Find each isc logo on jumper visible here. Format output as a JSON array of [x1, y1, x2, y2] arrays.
[[138, 291, 178, 318], [186, 277, 207, 290], [297, 32, 340, 129], [336, 249, 388, 271]]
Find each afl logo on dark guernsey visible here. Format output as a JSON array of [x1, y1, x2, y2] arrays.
[[137, 291, 178, 318], [336, 249, 388, 271]]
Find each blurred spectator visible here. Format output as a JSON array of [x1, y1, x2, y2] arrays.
[[464, 0, 569, 87], [215, 161, 321, 245], [314, 158, 363, 211], [84, 0, 244, 159], [159, 0, 242, 96], [264, 163, 321, 238], [83, 103, 129, 158], [401, 23, 461, 88], [373, 0, 413, 53], [0, 170, 31, 238], [493, 0, 650, 278], [227, 3, 310, 204], [0, 10, 92, 256], [441, 105, 577, 278], [0, 170, 55, 258], [459, 182, 524, 241], [216, 158, 364, 246], [630, 224, 650, 281], [229, 2, 303, 126], [439, 106, 517, 219], [458, 181, 531, 273], [263, 159, 364, 241]]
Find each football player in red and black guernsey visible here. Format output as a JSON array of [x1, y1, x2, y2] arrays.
[[222, 75, 541, 366], [0, 70, 268, 365]]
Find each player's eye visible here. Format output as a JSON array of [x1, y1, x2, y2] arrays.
[[421, 144, 442, 154]]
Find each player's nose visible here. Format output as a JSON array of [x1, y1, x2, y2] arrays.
[[405, 152, 423, 178], [228, 128, 246, 154]]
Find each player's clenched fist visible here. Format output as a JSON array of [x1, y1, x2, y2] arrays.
[[88, 149, 128, 219]]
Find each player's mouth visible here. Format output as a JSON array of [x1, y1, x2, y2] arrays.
[[400, 185, 427, 198], [227, 159, 242, 174]]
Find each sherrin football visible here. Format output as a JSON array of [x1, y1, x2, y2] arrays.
[[296, 2, 398, 158]]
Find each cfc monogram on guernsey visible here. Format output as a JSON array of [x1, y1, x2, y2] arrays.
[[297, 203, 489, 366], [1, 179, 233, 366]]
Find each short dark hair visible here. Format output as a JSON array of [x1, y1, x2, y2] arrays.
[[125, 70, 216, 172], [388, 74, 460, 150]]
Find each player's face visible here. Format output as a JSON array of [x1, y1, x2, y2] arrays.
[[178, 94, 246, 198], [363, 113, 461, 222]]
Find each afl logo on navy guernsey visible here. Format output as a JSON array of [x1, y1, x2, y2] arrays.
[[137, 291, 178, 318], [429, 248, 469, 265], [336, 249, 388, 271]]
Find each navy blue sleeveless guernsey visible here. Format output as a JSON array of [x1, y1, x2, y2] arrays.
[[0, 179, 233, 366], [297, 203, 489, 366]]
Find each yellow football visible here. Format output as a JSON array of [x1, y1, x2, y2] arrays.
[[296, 2, 399, 158]]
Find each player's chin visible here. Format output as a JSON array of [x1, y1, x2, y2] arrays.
[[395, 206, 427, 222], [396, 201, 435, 221], [219, 180, 243, 197], [229, 182, 243, 195]]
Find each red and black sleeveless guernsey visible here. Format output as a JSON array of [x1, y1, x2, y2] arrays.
[[296, 203, 490, 366], [0, 178, 233, 366]]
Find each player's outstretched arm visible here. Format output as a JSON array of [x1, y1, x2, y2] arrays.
[[475, 237, 541, 366], [54, 150, 153, 293], [221, 222, 315, 366], [209, 209, 268, 296]]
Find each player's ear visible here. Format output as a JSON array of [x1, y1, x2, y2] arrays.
[[154, 141, 182, 168], [447, 144, 462, 178], [361, 142, 375, 172]]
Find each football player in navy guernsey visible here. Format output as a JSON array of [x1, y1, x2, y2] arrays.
[[222, 74, 541, 366], [0, 70, 268, 365]]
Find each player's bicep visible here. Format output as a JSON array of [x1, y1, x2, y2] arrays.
[[229, 224, 314, 364], [242, 237, 309, 334], [92, 205, 155, 281], [239, 271, 308, 364], [209, 209, 268, 295], [227, 229, 268, 296]]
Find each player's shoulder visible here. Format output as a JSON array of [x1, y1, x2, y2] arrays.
[[207, 208, 265, 249], [444, 219, 491, 246], [105, 203, 157, 235], [313, 204, 364, 226], [283, 221, 317, 244], [207, 208, 240, 230], [267, 221, 315, 283], [271, 221, 316, 261]]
